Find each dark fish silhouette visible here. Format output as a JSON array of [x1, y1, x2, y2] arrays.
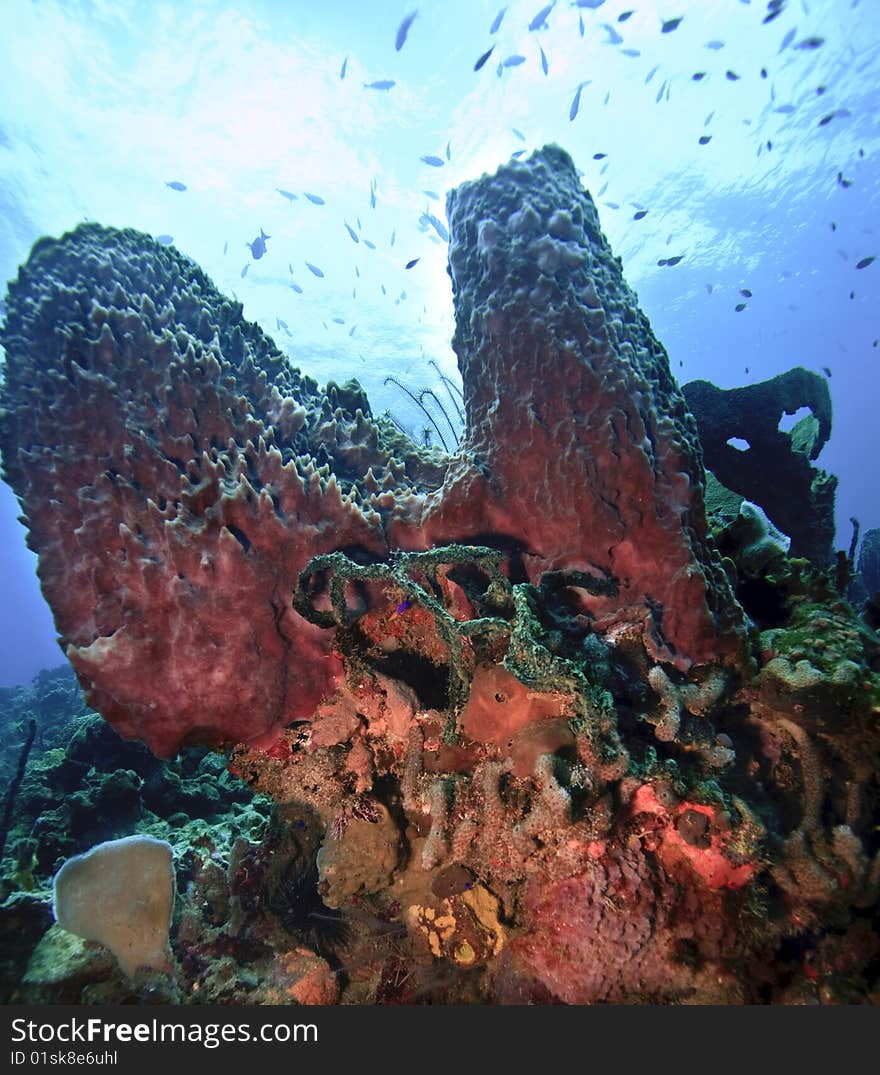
[[822, 366, 832, 377], [618, 10, 634, 21], [692, 71, 707, 80], [735, 303, 746, 312], [474, 45, 496, 71], [490, 6, 507, 33], [446, 141, 451, 160], [304, 192, 325, 205], [661, 17, 683, 33], [620, 48, 640, 56], [856, 256, 876, 269], [155, 234, 174, 245], [837, 172, 853, 188], [725, 70, 740, 80], [165, 180, 187, 191], [660, 255, 684, 266], [699, 135, 712, 145], [511, 149, 526, 159], [364, 80, 396, 90], [503, 54, 526, 66], [305, 261, 324, 277], [633, 210, 648, 220], [340, 56, 348, 79], [795, 36, 824, 49], [344, 221, 359, 243], [741, 288, 753, 297], [421, 155, 445, 166], [705, 40, 725, 50], [396, 10, 418, 51], [405, 258, 420, 269], [290, 282, 303, 294], [539, 44, 549, 75], [247, 228, 270, 259], [600, 23, 623, 44], [593, 152, 606, 159]]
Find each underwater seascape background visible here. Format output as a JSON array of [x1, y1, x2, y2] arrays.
[[0, 0, 877, 686]]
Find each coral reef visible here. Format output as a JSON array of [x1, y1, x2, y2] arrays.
[[0, 146, 878, 1005], [682, 368, 837, 567]]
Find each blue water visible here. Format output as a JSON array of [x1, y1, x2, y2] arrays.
[[0, 0, 877, 685]]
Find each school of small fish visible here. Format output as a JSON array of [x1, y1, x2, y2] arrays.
[[151, 2, 872, 379]]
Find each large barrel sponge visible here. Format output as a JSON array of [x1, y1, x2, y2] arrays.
[[0, 146, 746, 757]]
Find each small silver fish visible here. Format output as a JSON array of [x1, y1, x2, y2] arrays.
[[396, 10, 418, 51], [165, 180, 187, 191], [291, 282, 303, 294], [277, 188, 298, 201], [247, 228, 270, 259], [779, 27, 796, 52], [661, 16, 683, 33], [305, 261, 324, 277], [240, 263, 249, 278], [539, 45, 549, 74], [423, 213, 449, 242], [421, 155, 445, 166], [600, 23, 622, 45], [502, 54, 526, 67], [340, 56, 348, 79], [490, 6, 507, 33], [364, 79, 396, 90], [405, 258, 420, 269], [155, 234, 173, 245], [390, 229, 396, 246], [223, 241, 228, 254], [363, 239, 377, 249], [333, 317, 345, 324], [344, 221, 359, 243], [528, 3, 554, 32], [569, 81, 589, 121], [304, 192, 325, 205]]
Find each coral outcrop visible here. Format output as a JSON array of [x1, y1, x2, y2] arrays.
[[1, 146, 877, 1005], [682, 369, 837, 567]]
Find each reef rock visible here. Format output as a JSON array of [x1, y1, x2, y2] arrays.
[[682, 368, 836, 566]]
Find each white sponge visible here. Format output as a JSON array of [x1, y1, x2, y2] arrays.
[[52, 835, 175, 978]]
